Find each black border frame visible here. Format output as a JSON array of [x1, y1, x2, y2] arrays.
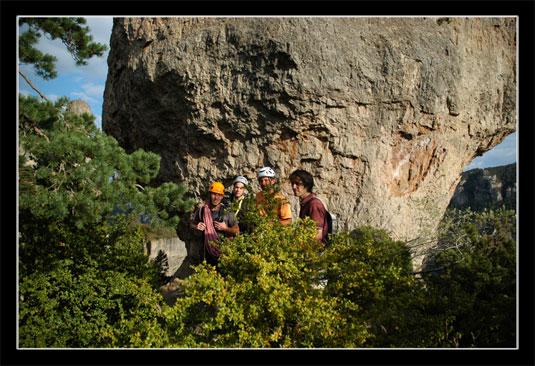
[[2, 1, 533, 365]]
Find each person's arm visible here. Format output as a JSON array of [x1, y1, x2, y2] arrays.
[[309, 201, 326, 241], [190, 207, 205, 231], [279, 199, 293, 226], [214, 213, 240, 236], [214, 221, 240, 235]]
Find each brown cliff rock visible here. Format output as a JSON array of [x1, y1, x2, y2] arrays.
[[448, 163, 516, 212], [103, 17, 516, 269], [67, 99, 93, 116]]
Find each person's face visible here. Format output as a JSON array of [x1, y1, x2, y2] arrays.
[[258, 177, 275, 190], [210, 192, 224, 206], [233, 182, 246, 199], [291, 177, 309, 199]]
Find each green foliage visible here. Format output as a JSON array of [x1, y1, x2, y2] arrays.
[[19, 17, 108, 79], [323, 227, 441, 347], [145, 182, 193, 229], [19, 223, 169, 348], [165, 217, 351, 347], [163, 207, 516, 348], [17, 21, 192, 348], [18, 96, 193, 347], [20, 271, 168, 348], [19, 95, 193, 234], [423, 208, 516, 347]]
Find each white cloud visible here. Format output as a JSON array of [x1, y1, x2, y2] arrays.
[[85, 17, 114, 45], [76, 55, 109, 81], [31, 36, 79, 76], [69, 81, 105, 104], [73, 17, 113, 81], [82, 82, 105, 99]]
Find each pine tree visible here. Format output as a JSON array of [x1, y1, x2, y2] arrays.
[[18, 95, 195, 347], [19, 17, 108, 80]]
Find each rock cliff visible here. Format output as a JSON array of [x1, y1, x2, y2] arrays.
[[66, 99, 93, 116], [448, 163, 516, 211], [103, 17, 516, 269]]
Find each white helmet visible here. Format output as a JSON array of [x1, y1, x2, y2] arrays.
[[232, 176, 249, 186], [257, 166, 276, 178]]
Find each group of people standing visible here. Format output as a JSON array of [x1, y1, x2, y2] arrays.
[[190, 166, 330, 266]]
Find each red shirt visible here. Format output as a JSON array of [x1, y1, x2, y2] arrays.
[[299, 193, 328, 244]]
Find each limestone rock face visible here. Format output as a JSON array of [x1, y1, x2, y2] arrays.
[[103, 17, 516, 269], [66, 99, 93, 116], [145, 237, 188, 277]]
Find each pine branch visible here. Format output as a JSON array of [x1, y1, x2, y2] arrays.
[[19, 70, 49, 101]]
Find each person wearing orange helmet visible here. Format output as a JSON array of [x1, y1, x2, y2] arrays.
[[190, 181, 239, 266]]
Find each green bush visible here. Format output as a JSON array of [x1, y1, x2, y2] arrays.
[[18, 96, 192, 347], [423, 208, 516, 347], [163, 208, 516, 348], [165, 218, 349, 347], [19, 224, 169, 348], [322, 227, 449, 347], [163, 220, 425, 348]]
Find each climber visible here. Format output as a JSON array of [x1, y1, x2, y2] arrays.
[[255, 166, 293, 226], [230, 176, 249, 214], [289, 169, 330, 245], [190, 181, 239, 266], [230, 175, 253, 233]]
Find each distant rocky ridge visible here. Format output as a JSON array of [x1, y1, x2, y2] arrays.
[[103, 17, 516, 270], [448, 163, 516, 211]]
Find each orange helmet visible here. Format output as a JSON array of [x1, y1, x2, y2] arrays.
[[209, 181, 225, 195]]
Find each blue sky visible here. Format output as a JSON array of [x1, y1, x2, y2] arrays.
[[18, 17, 113, 130], [18, 16, 517, 171], [465, 133, 517, 170]]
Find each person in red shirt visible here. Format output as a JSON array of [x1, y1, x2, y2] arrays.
[[289, 169, 329, 245]]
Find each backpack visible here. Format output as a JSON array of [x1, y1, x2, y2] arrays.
[[307, 196, 335, 247]]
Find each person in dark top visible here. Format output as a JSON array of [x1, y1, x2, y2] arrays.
[[230, 175, 252, 234], [190, 181, 239, 266], [289, 169, 329, 246]]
